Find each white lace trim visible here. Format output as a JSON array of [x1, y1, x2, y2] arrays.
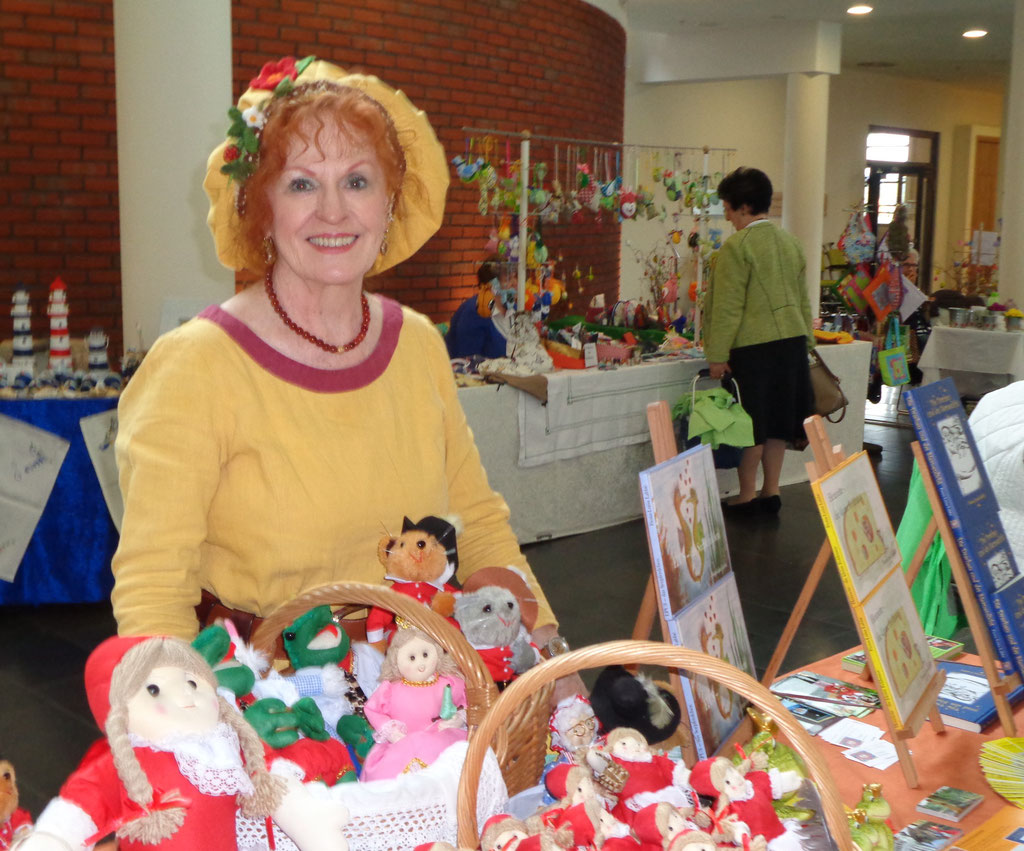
[[236, 742, 507, 851], [130, 722, 255, 798]]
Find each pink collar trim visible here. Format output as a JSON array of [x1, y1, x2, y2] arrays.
[[198, 296, 403, 392]]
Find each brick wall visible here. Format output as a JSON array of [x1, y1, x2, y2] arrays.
[[232, 0, 626, 322], [0, 0, 121, 361]]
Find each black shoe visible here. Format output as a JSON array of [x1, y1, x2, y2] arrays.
[[720, 498, 760, 518], [758, 494, 782, 514]]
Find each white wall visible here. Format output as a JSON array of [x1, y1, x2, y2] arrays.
[[620, 68, 1004, 302], [114, 0, 235, 350]]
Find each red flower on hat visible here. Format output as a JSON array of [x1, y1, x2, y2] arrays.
[[223, 145, 240, 163], [250, 56, 300, 90]]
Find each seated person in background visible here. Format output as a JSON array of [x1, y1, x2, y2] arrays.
[[445, 256, 510, 359]]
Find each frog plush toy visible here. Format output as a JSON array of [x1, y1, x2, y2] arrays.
[[252, 605, 381, 762]]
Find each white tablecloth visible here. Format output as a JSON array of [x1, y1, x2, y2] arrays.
[[918, 326, 1024, 397], [459, 342, 872, 542]]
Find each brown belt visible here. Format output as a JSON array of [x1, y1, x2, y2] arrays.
[[196, 589, 266, 642]]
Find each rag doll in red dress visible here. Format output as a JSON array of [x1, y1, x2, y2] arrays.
[[18, 635, 350, 851], [360, 625, 468, 781]]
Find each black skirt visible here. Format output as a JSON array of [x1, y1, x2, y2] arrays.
[[728, 336, 814, 447]]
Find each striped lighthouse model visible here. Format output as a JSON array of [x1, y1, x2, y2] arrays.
[[11, 286, 34, 378], [47, 277, 72, 376]]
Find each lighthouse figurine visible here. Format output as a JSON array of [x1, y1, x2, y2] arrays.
[[86, 328, 110, 378], [47, 277, 72, 376], [11, 286, 35, 378]]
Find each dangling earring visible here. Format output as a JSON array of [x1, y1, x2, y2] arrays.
[[380, 205, 394, 256], [263, 236, 276, 267]]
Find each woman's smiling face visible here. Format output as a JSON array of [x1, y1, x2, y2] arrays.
[[267, 122, 391, 291]]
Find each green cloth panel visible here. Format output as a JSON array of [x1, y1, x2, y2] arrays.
[[895, 464, 965, 638]]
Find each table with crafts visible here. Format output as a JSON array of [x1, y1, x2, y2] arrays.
[[918, 326, 1024, 398], [797, 648, 1019, 839], [459, 341, 872, 543]]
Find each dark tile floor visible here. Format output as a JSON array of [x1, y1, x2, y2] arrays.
[[0, 420, 920, 816]]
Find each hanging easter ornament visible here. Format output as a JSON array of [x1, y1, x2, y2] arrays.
[[619, 190, 637, 220], [529, 161, 550, 208], [477, 162, 498, 215], [496, 214, 512, 258], [577, 161, 598, 212], [532, 227, 549, 266], [451, 154, 483, 183]]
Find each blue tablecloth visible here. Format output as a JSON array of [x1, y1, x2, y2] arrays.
[[0, 398, 119, 604]]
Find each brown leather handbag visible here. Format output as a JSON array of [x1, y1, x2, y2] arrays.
[[810, 349, 848, 423]]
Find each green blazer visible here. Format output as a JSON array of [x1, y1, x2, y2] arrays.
[[703, 221, 813, 363]]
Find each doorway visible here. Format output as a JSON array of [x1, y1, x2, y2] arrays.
[[863, 126, 938, 291]]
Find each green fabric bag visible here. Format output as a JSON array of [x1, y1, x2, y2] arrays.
[[673, 386, 754, 450], [895, 465, 965, 638], [877, 315, 911, 386]]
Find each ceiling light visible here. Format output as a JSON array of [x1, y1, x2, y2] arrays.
[[847, 5, 873, 14], [963, 29, 988, 38]]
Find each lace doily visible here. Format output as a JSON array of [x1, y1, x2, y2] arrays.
[[237, 742, 508, 851], [130, 722, 255, 797]]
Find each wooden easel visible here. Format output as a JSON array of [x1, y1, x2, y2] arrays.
[[800, 414, 947, 788], [632, 400, 700, 765]]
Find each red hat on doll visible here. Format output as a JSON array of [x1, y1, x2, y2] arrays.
[[84, 635, 151, 729], [544, 764, 573, 801], [631, 804, 665, 845], [687, 759, 717, 799]]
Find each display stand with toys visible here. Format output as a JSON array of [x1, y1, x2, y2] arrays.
[[456, 641, 856, 850]]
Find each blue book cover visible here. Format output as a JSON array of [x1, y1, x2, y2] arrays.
[[934, 660, 1024, 732], [905, 379, 1024, 679]]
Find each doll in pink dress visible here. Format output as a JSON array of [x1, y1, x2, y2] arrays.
[[360, 626, 468, 781]]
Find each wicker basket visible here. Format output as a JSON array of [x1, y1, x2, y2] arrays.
[[250, 581, 552, 794], [456, 640, 854, 851]]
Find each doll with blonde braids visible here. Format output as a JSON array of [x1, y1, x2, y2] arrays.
[[17, 636, 349, 851], [360, 624, 468, 781]]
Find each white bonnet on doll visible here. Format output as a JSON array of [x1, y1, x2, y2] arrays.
[[549, 695, 596, 753]]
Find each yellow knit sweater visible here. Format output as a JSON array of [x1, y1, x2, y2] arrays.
[[111, 296, 554, 638]]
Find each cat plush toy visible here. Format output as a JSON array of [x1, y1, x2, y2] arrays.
[[366, 515, 461, 650], [454, 569, 540, 688]]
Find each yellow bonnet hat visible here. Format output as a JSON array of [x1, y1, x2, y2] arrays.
[[203, 56, 449, 275]]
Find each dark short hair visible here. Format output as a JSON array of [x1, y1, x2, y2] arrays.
[[477, 255, 500, 285], [717, 167, 773, 215]]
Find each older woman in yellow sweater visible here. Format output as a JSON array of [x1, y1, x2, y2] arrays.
[[704, 167, 814, 516], [111, 57, 569, 667]]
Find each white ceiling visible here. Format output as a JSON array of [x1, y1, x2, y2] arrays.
[[621, 0, 1014, 92]]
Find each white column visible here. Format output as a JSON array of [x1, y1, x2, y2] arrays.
[[113, 0, 234, 349], [782, 72, 830, 316], [999, 0, 1024, 307]]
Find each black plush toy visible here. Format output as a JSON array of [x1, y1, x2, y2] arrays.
[[589, 665, 682, 745]]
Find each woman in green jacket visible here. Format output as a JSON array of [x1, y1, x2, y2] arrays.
[[704, 167, 814, 516]]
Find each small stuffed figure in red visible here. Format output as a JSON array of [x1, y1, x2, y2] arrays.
[[664, 830, 717, 851], [18, 635, 350, 851], [688, 756, 803, 851], [633, 802, 713, 851], [366, 515, 461, 650], [588, 727, 693, 826], [0, 758, 32, 849], [479, 814, 531, 851]]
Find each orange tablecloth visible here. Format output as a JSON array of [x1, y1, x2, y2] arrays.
[[799, 649, 1021, 836]]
